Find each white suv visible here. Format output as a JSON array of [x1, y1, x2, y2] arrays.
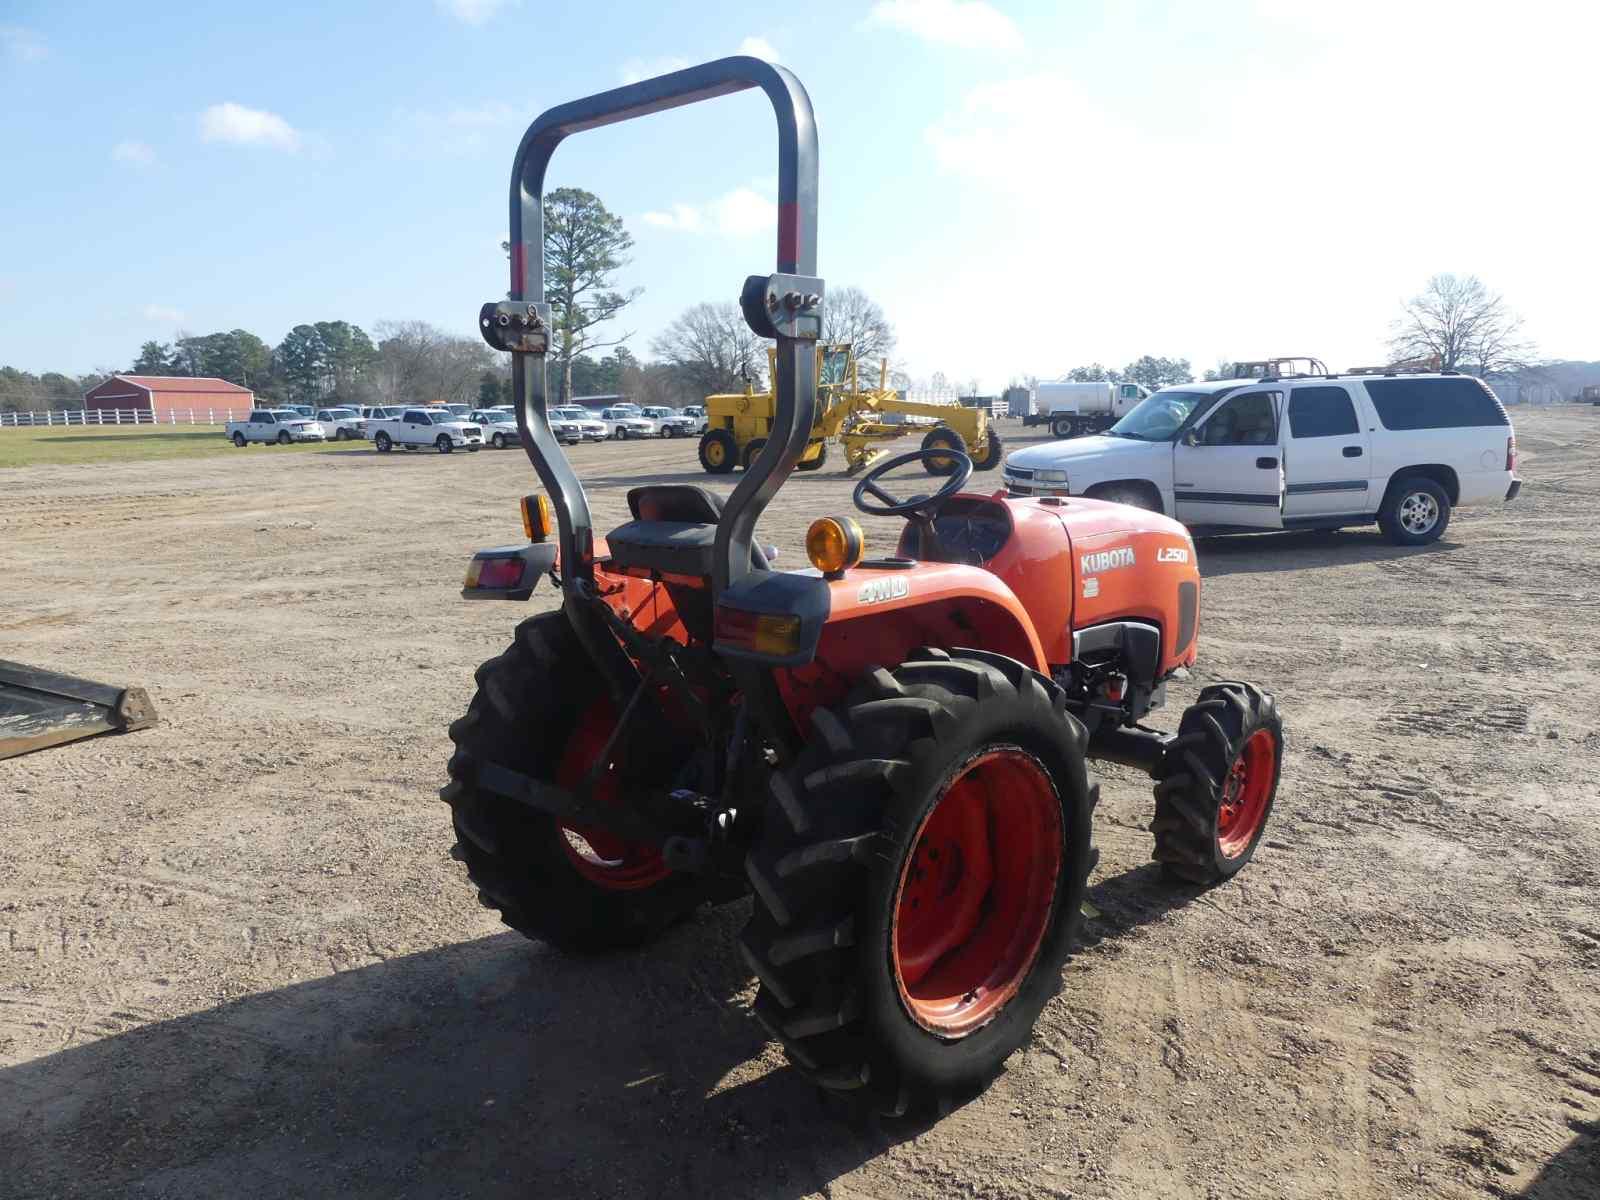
[[1002, 373, 1520, 544]]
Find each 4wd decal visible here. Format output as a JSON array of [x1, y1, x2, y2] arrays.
[[1157, 546, 1190, 564], [857, 576, 910, 605], [1080, 547, 1135, 575]]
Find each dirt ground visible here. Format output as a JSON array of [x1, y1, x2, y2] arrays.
[[2, 408, 1597, 1200]]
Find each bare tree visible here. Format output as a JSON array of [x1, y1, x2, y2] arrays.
[[650, 302, 770, 397], [821, 286, 896, 366], [1388, 274, 1535, 376], [371, 320, 496, 408]]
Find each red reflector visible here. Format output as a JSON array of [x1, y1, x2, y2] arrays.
[[475, 557, 525, 590], [1506, 435, 1516, 472]]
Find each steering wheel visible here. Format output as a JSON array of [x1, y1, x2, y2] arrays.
[[853, 447, 973, 518]]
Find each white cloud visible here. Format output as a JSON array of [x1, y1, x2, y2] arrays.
[[863, 0, 1022, 51], [642, 187, 775, 238], [141, 304, 184, 325], [199, 102, 301, 151], [737, 35, 779, 61], [111, 140, 155, 168], [0, 25, 46, 62], [620, 55, 691, 85], [436, 0, 517, 25]]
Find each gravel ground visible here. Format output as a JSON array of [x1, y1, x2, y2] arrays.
[[2, 409, 1596, 1199]]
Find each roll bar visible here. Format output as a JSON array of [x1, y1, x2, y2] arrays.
[[484, 55, 822, 601]]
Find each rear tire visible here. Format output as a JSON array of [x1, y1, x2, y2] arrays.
[[1151, 683, 1282, 884], [699, 429, 737, 474], [742, 437, 768, 471], [277, 431, 292, 445], [1050, 416, 1076, 439], [1378, 476, 1450, 545], [741, 648, 1096, 1117], [921, 428, 965, 476], [443, 613, 709, 951], [374, 431, 392, 453], [492, 432, 507, 449], [232, 432, 246, 447]]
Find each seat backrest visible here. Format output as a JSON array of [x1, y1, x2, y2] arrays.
[[627, 485, 724, 524]]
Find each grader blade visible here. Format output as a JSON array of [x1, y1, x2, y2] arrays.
[[0, 661, 159, 760]]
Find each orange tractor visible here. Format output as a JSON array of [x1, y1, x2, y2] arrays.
[[449, 57, 1283, 1116]]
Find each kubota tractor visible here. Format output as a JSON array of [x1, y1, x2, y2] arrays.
[[447, 57, 1283, 1117]]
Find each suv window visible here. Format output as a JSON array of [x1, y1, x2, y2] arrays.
[[1364, 378, 1509, 430], [1288, 386, 1359, 438], [1198, 391, 1279, 446]]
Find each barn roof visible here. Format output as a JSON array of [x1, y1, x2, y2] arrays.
[[110, 375, 254, 394]]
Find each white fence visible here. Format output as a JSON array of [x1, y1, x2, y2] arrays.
[[0, 408, 249, 428]]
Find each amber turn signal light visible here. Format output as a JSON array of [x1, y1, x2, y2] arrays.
[[805, 516, 864, 576], [521, 494, 553, 542]]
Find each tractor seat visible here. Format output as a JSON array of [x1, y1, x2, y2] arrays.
[[605, 485, 770, 578]]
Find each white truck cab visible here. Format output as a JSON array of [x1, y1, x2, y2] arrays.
[[226, 408, 326, 446], [369, 408, 484, 454], [1003, 373, 1520, 544]]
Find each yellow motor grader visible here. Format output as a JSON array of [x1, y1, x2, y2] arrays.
[[696, 342, 1002, 476]]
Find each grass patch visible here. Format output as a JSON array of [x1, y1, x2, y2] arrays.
[[0, 425, 367, 468]]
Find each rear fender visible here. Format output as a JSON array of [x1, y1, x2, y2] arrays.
[[776, 563, 1046, 726]]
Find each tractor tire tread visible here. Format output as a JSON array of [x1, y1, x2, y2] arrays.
[[740, 649, 1095, 1118], [1150, 682, 1282, 885]]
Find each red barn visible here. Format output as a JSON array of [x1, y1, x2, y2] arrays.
[[83, 375, 254, 421]]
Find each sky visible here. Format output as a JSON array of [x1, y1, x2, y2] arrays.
[[1, 0, 1595, 390]]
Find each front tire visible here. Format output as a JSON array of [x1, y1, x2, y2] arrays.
[[1152, 683, 1283, 884], [443, 613, 708, 950], [796, 441, 828, 472], [971, 429, 1003, 472], [741, 437, 768, 471], [921, 428, 965, 476], [1089, 482, 1160, 512], [1379, 476, 1450, 545], [699, 429, 737, 474], [436, 435, 453, 454], [741, 648, 1096, 1116]]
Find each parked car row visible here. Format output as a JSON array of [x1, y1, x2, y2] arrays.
[[226, 401, 709, 455]]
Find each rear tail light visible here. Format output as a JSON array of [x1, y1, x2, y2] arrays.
[[464, 555, 526, 591], [714, 606, 801, 657], [1506, 434, 1516, 472]]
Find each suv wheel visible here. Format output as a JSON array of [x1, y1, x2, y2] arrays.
[[1379, 476, 1450, 545]]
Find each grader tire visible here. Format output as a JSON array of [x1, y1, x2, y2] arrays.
[[699, 429, 737, 474]]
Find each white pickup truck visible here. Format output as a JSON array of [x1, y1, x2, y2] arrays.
[[369, 408, 484, 454], [226, 408, 326, 446]]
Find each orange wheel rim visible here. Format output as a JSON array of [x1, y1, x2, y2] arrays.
[[891, 747, 1062, 1038], [1216, 728, 1275, 858], [554, 701, 669, 890]]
